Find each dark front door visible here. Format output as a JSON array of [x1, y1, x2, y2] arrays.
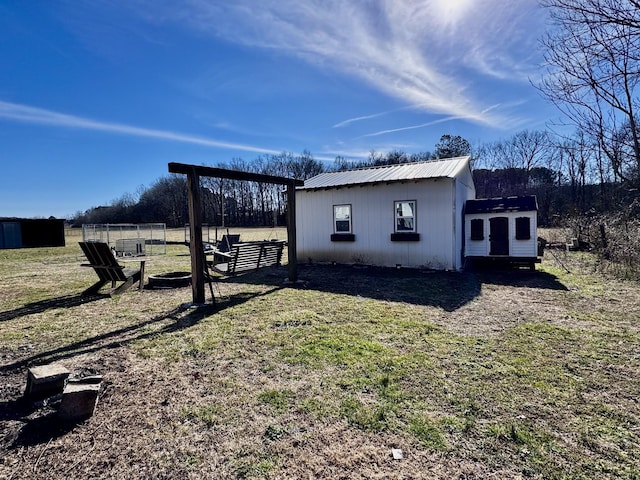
[[489, 217, 509, 255]]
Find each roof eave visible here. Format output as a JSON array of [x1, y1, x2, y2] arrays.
[[297, 176, 450, 192]]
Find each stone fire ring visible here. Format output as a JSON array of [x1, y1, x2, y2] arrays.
[[147, 271, 192, 289]]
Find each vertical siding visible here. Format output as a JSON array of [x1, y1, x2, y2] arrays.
[[296, 179, 467, 269], [454, 175, 476, 269], [423, 180, 455, 269], [0, 222, 22, 249]]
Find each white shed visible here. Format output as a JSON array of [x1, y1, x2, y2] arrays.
[[295, 157, 475, 271], [464, 196, 540, 269]]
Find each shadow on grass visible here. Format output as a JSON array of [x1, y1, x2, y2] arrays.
[[471, 265, 569, 291], [223, 262, 568, 312], [0, 286, 280, 374], [0, 293, 110, 323], [0, 398, 77, 448], [0, 286, 281, 448], [11, 411, 77, 447], [226, 264, 479, 311]]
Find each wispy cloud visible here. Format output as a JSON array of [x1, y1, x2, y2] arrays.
[[333, 112, 390, 129], [333, 102, 436, 129], [363, 116, 461, 138], [126, 0, 542, 128], [0, 100, 283, 155], [332, 105, 421, 129]]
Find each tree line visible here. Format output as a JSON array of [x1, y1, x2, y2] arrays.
[[71, 129, 634, 229], [71, 151, 325, 228], [71, 136, 475, 227]]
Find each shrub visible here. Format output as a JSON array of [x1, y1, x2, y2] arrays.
[[568, 204, 640, 279]]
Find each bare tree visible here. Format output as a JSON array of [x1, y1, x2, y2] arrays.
[[539, 0, 640, 185], [286, 150, 325, 179], [506, 130, 553, 174], [555, 131, 596, 211], [541, 0, 640, 32], [476, 130, 553, 189]]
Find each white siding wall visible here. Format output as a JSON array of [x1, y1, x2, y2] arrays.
[[454, 171, 476, 269], [465, 214, 490, 257], [296, 179, 472, 270], [511, 213, 538, 257], [464, 212, 538, 258]]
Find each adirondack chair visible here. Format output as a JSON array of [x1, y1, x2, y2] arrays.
[[79, 241, 146, 296]]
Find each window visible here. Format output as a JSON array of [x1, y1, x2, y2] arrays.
[[334, 204, 352, 233], [515, 217, 531, 240], [470, 218, 484, 240], [395, 201, 416, 232]]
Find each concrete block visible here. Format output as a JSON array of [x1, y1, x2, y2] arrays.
[[24, 364, 70, 400], [59, 383, 100, 421]]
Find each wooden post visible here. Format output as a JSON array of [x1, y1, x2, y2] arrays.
[[186, 169, 206, 304], [286, 182, 298, 283], [168, 162, 303, 295], [220, 180, 225, 228]]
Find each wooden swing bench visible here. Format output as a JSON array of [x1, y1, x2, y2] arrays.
[[209, 240, 286, 276]]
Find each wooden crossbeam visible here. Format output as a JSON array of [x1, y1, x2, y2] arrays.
[[168, 162, 303, 187]]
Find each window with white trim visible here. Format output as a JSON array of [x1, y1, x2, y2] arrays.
[[334, 204, 352, 233], [394, 201, 416, 232]]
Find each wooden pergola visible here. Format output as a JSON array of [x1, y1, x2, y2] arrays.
[[168, 162, 304, 304]]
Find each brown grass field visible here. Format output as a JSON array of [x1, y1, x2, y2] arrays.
[[1, 227, 639, 479]]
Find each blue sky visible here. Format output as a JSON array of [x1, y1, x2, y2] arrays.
[[0, 0, 558, 219]]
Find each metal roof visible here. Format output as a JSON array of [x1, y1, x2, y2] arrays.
[[298, 156, 472, 190], [465, 196, 538, 214]]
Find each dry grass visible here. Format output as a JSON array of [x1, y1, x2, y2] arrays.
[[1, 228, 639, 479]]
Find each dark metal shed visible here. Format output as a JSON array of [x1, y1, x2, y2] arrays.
[[0, 218, 66, 249]]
